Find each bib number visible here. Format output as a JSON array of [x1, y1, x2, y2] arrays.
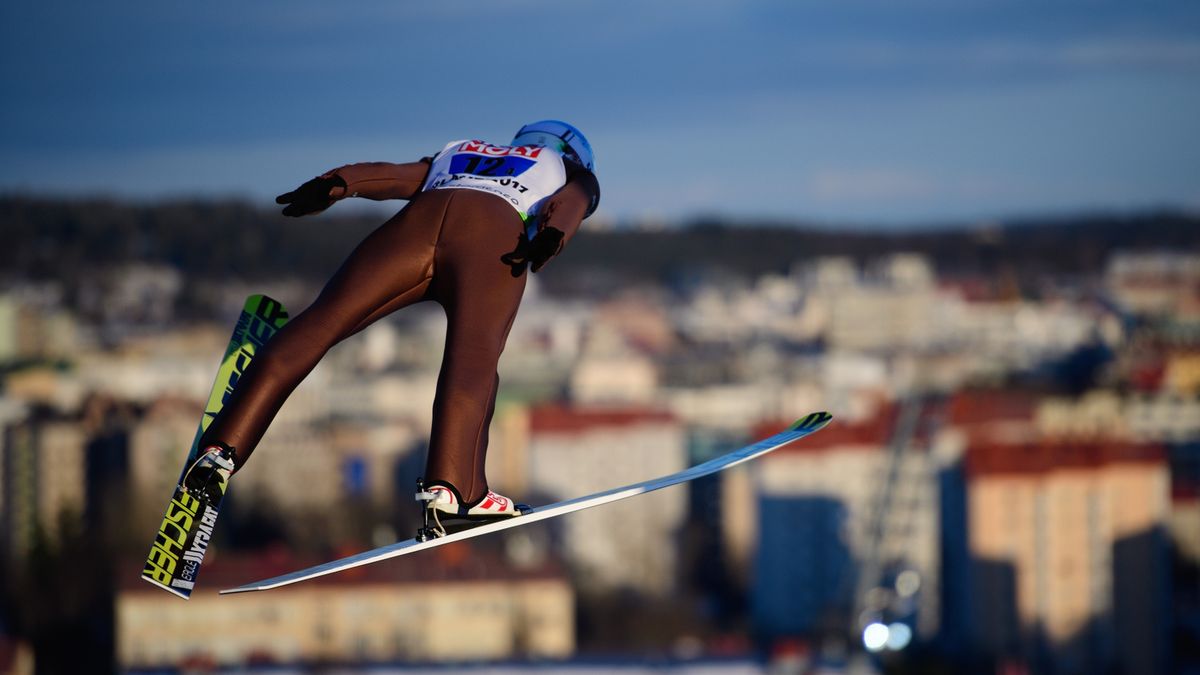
[[449, 153, 535, 177]]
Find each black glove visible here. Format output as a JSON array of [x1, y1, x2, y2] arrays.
[[275, 174, 347, 217], [501, 227, 565, 273]]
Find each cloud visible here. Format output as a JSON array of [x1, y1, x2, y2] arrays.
[[1057, 38, 1200, 69], [799, 36, 1200, 74], [805, 168, 940, 202]]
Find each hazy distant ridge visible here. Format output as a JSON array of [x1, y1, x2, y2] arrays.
[[2, 197, 1196, 286]]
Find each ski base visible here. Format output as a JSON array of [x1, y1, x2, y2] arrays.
[[221, 411, 834, 595], [140, 294, 289, 599]]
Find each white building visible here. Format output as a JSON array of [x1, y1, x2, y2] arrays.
[[1037, 389, 1200, 443], [0, 288, 81, 363], [1106, 251, 1200, 317], [118, 553, 574, 668], [570, 352, 659, 405], [525, 405, 687, 595], [791, 254, 956, 355]]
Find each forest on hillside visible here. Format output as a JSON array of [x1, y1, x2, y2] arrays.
[[3, 197, 1197, 294]]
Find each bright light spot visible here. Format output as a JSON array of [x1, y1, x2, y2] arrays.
[[886, 622, 913, 651], [895, 570, 921, 597], [862, 622, 890, 652]]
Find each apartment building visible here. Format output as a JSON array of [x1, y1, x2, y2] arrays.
[[966, 438, 1169, 674], [524, 405, 686, 595], [117, 548, 574, 667]]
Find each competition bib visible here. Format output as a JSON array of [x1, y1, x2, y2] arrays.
[[421, 139, 569, 221]]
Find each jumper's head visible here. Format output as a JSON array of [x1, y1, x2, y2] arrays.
[[512, 120, 594, 171]]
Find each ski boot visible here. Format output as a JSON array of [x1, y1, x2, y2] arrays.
[[182, 443, 236, 505], [414, 478, 527, 541]]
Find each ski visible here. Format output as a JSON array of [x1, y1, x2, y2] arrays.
[[220, 411, 834, 595], [141, 294, 289, 599]]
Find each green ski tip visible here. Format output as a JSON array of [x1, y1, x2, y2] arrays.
[[789, 411, 833, 432]]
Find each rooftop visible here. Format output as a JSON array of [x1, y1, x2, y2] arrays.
[[966, 438, 1166, 477], [529, 404, 677, 434]]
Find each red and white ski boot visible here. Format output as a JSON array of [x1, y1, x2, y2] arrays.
[[431, 486, 520, 518], [415, 479, 523, 540]]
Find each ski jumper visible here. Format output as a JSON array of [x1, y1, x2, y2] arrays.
[[199, 139, 600, 506]]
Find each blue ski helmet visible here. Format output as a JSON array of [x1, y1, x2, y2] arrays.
[[512, 120, 594, 171]]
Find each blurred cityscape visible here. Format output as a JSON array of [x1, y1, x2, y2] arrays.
[[1, 199, 1198, 674]]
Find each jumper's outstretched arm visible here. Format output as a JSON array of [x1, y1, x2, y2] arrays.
[[328, 160, 433, 201], [275, 159, 432, 217]]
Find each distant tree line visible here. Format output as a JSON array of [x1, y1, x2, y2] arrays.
[[2, 196, 1197, 294]]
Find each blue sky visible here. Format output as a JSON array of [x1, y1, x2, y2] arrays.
[[2, 1, 1198, 227]]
